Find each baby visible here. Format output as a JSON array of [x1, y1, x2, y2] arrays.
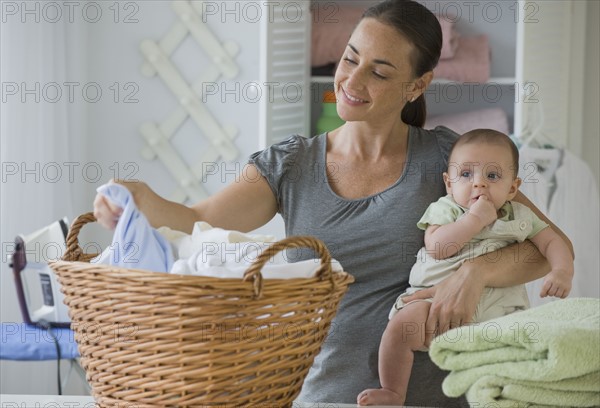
[[357, 129, 574, 406]]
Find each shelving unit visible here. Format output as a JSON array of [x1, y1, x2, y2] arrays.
[[308, 0, 523, 135], [260, 0, 583, 151]]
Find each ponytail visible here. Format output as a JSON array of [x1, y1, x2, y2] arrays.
[[401, 94, 427, 128]]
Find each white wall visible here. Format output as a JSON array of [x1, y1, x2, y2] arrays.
[[83, 2, 283, 234], [83, 1, 285, 237], [0, 8, 92, 395], [582, 0, 600, 185]]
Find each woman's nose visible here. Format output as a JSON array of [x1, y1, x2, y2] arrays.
[[345, 67, 366, 90]]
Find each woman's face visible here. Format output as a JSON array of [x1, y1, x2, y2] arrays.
[[334, 18, 422, 124]]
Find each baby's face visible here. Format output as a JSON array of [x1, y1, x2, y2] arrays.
[[444, 143, 520, 210]]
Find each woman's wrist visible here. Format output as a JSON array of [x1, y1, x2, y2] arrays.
[[467, 241, 549, 288], [458, 259, 487, 288], [121, 180, 148, 208]]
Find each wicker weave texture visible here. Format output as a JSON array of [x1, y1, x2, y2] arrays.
[[51, 213, 354, 407]]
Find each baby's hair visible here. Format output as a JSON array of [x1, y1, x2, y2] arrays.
[[448, 129, 520, 179]]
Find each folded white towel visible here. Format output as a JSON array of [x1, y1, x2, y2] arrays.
[[173, 252, 343, 279], [159, 223, 342, 279], [158, 222, 276, 259]]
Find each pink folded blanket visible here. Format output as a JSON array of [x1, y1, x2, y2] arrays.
[[310, 8, 461, 68], [311, 5, 365, 68], [434, 35, 491, 83], [438, 16, 459, 60]]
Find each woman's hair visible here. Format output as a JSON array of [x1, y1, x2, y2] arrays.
[[449, 129, 520, 179], [362, 0, 442, 127]]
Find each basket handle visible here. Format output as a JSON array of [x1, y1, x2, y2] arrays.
[[62, 212, 98, 262], [243, 236, 335, 299]]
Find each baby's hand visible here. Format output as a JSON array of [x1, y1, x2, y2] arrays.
[[540, 268, 573, 299], [468, 196, 497, 227]]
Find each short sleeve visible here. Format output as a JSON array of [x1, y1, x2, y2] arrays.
[[416, 195, 464, 230], [433, 126, 459, 168], [526, 209, 550, 239], [248, 135, 301, 207], [510, 201, 550, 239]]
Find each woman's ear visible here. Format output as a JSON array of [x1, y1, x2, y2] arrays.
[[410, 71, 434, 100]]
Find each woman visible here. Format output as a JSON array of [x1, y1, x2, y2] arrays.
[[94, 0, 572, 405]]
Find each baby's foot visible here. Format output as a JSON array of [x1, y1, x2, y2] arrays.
[[357, 388, 405, 406]]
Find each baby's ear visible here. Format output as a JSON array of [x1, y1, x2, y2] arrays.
[[443, 172, 452, 194], [508, 177, 522, 199]]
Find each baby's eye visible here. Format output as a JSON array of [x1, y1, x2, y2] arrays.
[[487, 172, 500, 180], [461, 171, 471, 178]]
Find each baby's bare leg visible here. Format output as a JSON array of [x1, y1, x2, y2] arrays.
[[357, 301, 431, 406]]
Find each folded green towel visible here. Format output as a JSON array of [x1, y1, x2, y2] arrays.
[[465, 371, 600, 407], [429, 298, 600, 406]]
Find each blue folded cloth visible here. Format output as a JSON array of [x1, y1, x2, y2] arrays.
[[94, 183, 174, 273], [0, 323, 79, 361]]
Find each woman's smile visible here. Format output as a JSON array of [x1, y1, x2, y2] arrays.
[[339, 86, 369, 105]]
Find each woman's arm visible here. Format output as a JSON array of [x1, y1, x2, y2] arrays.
[[512, 191, 574, 257], [93, 164, 278, 234], [418, 240, 548, 345], [403, 191, 574, 345]]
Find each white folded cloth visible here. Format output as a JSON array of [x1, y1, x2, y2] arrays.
[[158, 221, 276, 259], [158, 223, 342, 279]]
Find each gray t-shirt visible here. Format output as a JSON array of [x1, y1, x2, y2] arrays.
[[249, 126, 459, 404]]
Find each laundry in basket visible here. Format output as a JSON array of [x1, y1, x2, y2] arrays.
[[160, 221, 344, 279], [93, 182, 343, 280]]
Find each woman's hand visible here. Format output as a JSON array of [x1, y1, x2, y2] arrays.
[[93, 193, 121, 230], [93, 165, 278, 234], [93, 179, 144, 230], [401, 262, 485, 347]]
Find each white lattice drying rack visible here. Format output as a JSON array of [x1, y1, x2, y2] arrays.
[[139, 0, 240, 202]]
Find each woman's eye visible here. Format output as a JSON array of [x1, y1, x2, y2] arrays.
[[373, 72, 386, 80], [343, 57, 357, 65]]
